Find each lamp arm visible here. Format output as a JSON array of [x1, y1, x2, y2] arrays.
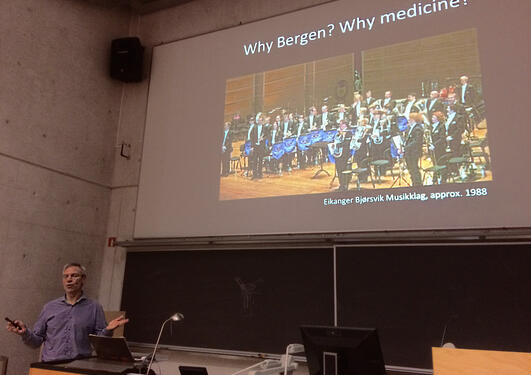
[[284, 346, 290, 375], [146, 318, 171, 375]]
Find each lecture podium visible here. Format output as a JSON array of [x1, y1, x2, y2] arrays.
[[432, 347, 531, 375]]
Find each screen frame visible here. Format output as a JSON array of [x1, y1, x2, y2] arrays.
[[133, 0, 531, 240]]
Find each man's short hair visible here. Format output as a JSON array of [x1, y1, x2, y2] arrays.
[[63, 263, 87, 277]]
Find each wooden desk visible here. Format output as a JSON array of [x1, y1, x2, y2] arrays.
[[30, 358, 138, 375], [432, 347, 531, 375]]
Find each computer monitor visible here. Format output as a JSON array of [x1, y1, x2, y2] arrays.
[[300, 325, 386, 375]]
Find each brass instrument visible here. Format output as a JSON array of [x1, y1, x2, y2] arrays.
[[415, 98, 428, 113], [371, 117, 390, 145], [367, 99, 382, 109], [416, 98, 433, 126], [333, 130, 346, 158], [392, 98, 407, 116], [351, 124, 370, 151], [393, 98, 425, 119]]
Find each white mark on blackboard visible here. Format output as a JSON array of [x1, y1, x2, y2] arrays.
[[234, 277, 263, 316]]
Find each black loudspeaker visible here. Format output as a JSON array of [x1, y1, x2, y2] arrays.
[[110, 37, 144, 82]]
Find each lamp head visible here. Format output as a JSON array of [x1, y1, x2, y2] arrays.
[[169, 312, 184, 321]]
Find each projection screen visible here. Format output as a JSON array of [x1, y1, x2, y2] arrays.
[[135, 0, 531, 238]]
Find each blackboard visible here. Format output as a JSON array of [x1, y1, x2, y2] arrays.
[[121, 243, 530, 369], [336, 244, 531, 368], [121, 248, 334, 354]]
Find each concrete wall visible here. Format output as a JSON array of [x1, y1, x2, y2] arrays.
[[0, 0, 130, 373]]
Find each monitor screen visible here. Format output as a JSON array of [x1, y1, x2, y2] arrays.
[[300, 325, 386, 375]]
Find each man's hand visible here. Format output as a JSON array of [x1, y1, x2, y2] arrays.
[[106, 315, 129, 331], [6, 319, 27, 336]]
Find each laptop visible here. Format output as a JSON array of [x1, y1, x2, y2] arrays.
[[89, 334, 142, 362], [179, 366, 209, 375]]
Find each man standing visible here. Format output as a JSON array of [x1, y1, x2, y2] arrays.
[[245, 115, 256, 177], [445, 104, 465, 157], [250, 113, 267, 179], [403, 93, 420, 119], [364, 90, 375, 108], [268, 121, 281, 174], [307, 106, 318, 130], [426, 90, 445, 119], [281, 111, 294, 172], [382, 91, 396, 113], [295, 114, 308, 169], [334, 120, 353, 191], [221, 122, 233, 177], [319, 105, 334, 130], [6, 263, 128, 362], [336, 104, 347, 124], [404, 113, 425, 186], [455, 75, 478, 107], [350, 93, 363, 125]]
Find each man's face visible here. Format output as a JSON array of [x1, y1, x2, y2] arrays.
[[366, 91, 372, 98], [460, 76, 468, 85], [448, 94, 456, 104], [430, 91, 439, 99], [62, 266, 85, 295], [385, 91, 391, 99], [408, 95, 415, 102]]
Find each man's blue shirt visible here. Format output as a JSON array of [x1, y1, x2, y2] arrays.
[[22, 295, 111, 362]]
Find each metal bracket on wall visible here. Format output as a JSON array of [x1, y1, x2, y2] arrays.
[[120, 142, 131, 159]]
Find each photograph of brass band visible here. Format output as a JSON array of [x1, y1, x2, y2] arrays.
[[220, 28, 491, 200]]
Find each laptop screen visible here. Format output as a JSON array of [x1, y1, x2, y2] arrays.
[[89, 334, 135, 362]]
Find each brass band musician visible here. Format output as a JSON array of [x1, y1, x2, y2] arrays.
[[334, 120, 353, 191], [403, 113, 424, 186], [221, 121, 233, 177]]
